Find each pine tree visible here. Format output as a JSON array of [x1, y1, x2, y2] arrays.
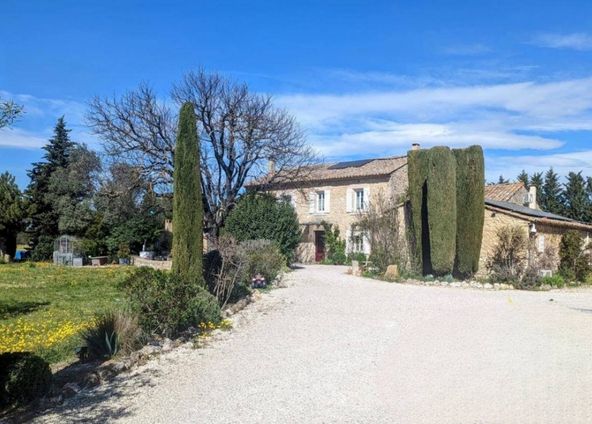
[[530, 172, 543, 196], [562, 172, 591, 222], [517, 170, 529, 187], [171, 103, 204, 286], [26, 117, 75, 257], [542, 168, 563, 214], [498, 175, 509, 184]]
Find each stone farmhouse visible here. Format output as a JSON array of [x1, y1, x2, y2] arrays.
[[248, 145, 592, 274]]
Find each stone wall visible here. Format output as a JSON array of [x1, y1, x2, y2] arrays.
[[132, 256, 172, 270], [269, 167, 408, 263]]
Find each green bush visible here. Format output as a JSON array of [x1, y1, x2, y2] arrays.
[[120, 268, 220, 338], [541, 274, 566, 288], [239, 239, 286, 283], [558, 231, 590, 282], [224, 193, 300, 262], [31, 235, 54, 261], [426, 147, 457, 275], [81, 311, 143, 360], [172, 102, 204, 287], [321, 222, 347, 265], [453, 146, 484, 277], [347, 252, 367, 264], [0, 352, 52, 407]]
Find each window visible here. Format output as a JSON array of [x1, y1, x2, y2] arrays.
[[355, 189, 364, 210], [352, 234, 364, 253], [317, 191, 325, 212], [281, 193, 294, 206]]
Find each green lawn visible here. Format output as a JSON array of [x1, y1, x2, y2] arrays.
[[0, 263, 132, 365]]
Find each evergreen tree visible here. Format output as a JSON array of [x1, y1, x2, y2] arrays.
[[529, 172, 544, 198], [171, 103, 204, 286], [517, 170, 529, 187], [0, 172, 24, 258], [542, 168, 563, 214], [562, 172, 591, 222], [26, 117, 75, 257], [497, 175, 509, 184]]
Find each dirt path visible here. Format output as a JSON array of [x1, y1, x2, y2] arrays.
[[33, 265, 592, 423]]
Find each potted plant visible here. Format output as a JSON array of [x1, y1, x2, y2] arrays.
[[117, 243, 131, 265]]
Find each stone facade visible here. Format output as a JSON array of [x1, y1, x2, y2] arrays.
[[268, 168, 408, 263]]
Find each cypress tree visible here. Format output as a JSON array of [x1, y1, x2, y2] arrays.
[[517, 170, 529, 187], [426, 146, 457, 275], [562, 172, 590, 222], [172, 103, 204, 286], [453, 146, 485, 277], [542, 168, 563, 214], [407, 149, 429, 272]]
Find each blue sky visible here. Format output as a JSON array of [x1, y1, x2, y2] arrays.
[[2, 0, 592, 187]]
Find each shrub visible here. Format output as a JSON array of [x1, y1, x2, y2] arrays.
[[558, 231, 590, 282], [347, 252, 367, 264], [321, 222, 347, 265], [121, 268, 220, 338], [453, 146, 484, 277], [224, 193, 300, 262], [239, 239, 286, 283], [427, 147, 457, 275], [172, 102, 204, 287], [487, 225, 528, 283], [541, 274, 566, 288], [0, 352, 52, 407], [81, 311, 143, 360], [31, 235, 54, 261], [211, 236, 248, 307]]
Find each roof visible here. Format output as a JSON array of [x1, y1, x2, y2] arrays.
[[247, 155, 408, 187], [484, 182, 526, 202], [485, 199, 592, 231]]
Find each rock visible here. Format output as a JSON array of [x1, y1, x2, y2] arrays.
[[251, 289, 262, 301], [450, 282, 461, 288], [351, 260, 361, 276], [161, 338, 173, 352], [384, 264, 399, 280], [139, 345, 160, 358], [440, 281, 449, 286], [461, 282, 469, 288], [493, 283, 501, 290], [83, 372, 101, 389], [62, 382, 81, 398], [484, 283, 493, 289]]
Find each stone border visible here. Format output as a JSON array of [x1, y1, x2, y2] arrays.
[[395, 278, 515, 290]]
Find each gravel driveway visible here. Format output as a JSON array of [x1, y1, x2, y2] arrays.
[[34, 265, 592, 424]]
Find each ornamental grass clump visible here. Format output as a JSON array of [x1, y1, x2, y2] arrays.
[[81, 311, 143, 360]]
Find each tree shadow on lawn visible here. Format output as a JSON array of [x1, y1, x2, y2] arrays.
[[0, 300, 50, 319]]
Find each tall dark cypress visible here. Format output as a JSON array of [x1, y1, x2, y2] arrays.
[[426, 146, 457, 276], [407, 149, 429, 273], [172, 103, 204, 286], [453, 146, 485, 277]]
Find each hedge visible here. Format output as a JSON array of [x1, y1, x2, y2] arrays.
[[453, 146, 485, 277], [426, 147, 457, 275]]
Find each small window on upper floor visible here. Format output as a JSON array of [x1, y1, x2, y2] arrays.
[[317, 191, 325, 212]]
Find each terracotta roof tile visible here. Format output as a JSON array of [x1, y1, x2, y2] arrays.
[[484, 182, 526, 202]]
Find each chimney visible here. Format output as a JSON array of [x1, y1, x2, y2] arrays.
[[268, 159, 276, 175], [528, 185, 538, 210], [411, 143, 420, 151]]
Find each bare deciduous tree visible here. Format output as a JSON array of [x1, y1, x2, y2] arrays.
[[87, 70, 314, 237]]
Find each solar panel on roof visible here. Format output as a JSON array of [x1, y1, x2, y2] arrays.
[[327, 159, 374, 170]]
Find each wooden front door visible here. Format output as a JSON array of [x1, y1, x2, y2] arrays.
[[314, 231, 325, 262]]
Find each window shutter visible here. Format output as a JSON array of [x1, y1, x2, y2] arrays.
[[363, 187, 370, 210], [346, 188, 352, 212], [325, 190, 331, 212], [309, 192, 316, 213]]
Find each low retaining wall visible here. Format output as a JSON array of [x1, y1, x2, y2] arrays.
[[132, 256, 172, 271]]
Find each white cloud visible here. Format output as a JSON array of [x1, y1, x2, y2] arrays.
[[277, 76, 592, 156], [0, 128, 47, 149], [530, 32, 592, 51]]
